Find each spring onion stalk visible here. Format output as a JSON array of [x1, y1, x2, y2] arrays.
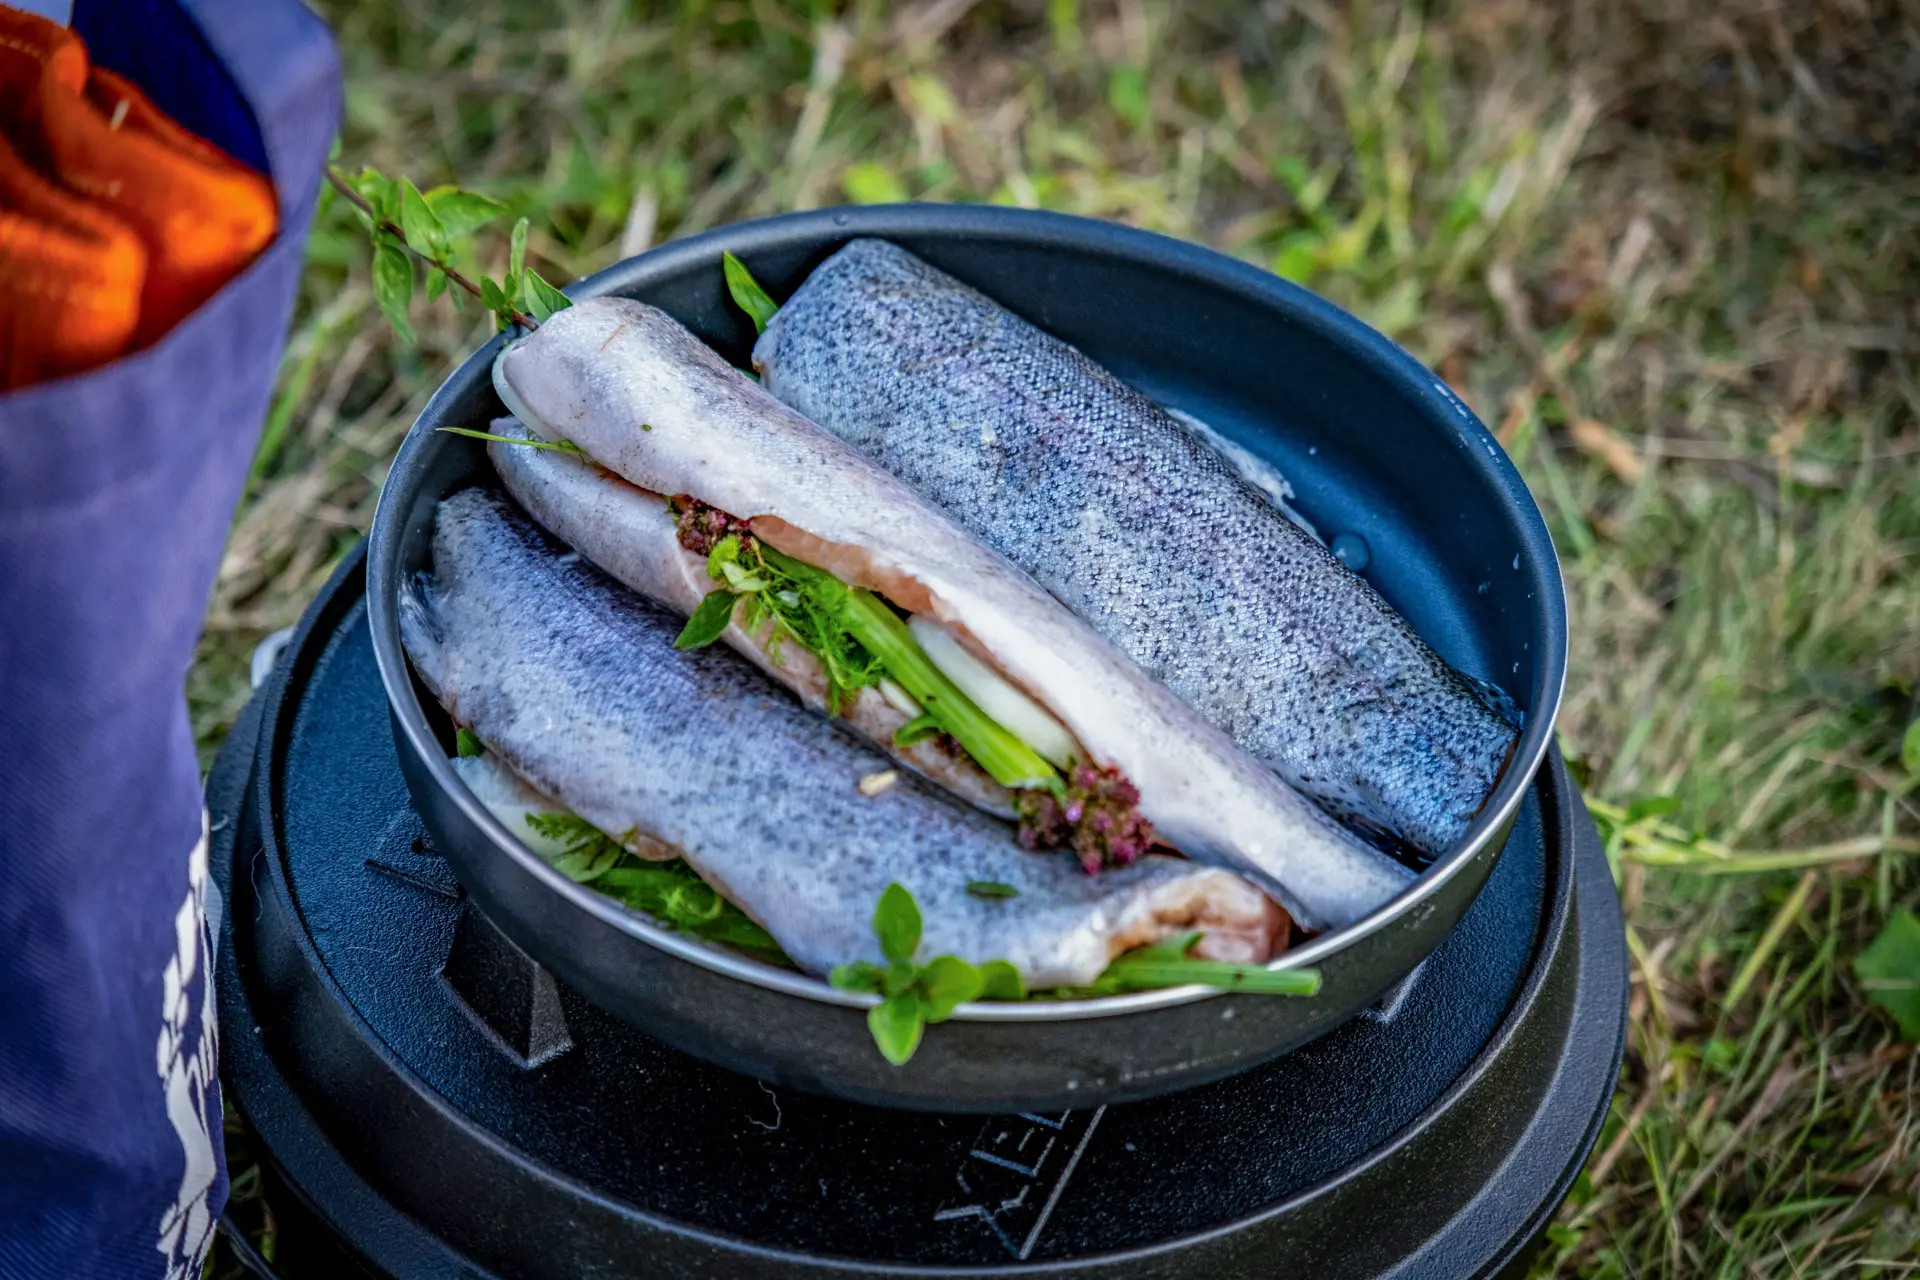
[[757, 547, 1059, 790]]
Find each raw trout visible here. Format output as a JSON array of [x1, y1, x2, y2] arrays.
[[755, 239, 1519, 857], [400, 487, 1286, 986], [487, 419, 1016, 818], [494, 297, 1414, 931]]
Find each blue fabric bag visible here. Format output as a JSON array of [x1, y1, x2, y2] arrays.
[[0, 1, 338, 1275]]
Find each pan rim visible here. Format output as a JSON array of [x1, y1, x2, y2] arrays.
[[366, 202, 1568, 1024]]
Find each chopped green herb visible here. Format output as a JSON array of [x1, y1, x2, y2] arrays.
[[437, 426, 583, 455], [722, 251, 780, 333], [524, 811, 627, 882], [966, 880, 1020, 899], [678, 536, 886, 712], [527, 810, 789, 964], [455, 727, 484, 758]]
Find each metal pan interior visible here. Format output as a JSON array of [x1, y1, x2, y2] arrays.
[[367, 204, 1567, 1028]]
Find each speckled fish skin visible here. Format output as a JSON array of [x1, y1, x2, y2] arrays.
[[399, 487, 1286, 986], [755, 238, 1519, 857], [497, 296, 1414, 932]]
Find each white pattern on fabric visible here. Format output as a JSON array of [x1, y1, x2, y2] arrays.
[[155, 810, 220, 1279]]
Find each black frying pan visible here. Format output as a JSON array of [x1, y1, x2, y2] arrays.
[[365, 204, 1568, 1113]]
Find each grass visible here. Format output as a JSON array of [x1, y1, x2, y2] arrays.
[[199, 1, 1920, 1275]]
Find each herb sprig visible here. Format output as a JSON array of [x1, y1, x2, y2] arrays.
[[830, 883, 1026, 1065], [676, 533, 887, 712], [833, 883, 1321, 1063], [525, 808, 789, 964], [326, 164, 571, 340], [676, 534, 1058, 789]]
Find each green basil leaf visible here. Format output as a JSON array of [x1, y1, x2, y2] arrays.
[[868, 992, 924, 1066], [978, 959, 1026, 1001], [398, 178, 446, 258], [455, 727, 484, 758], [966, 880, 1019, 899], [425, 269, 449, 303], [1857, 911, 1920, 1041], [423, 186, 509, 239], [722, 251, 779, 333], [873, 881, 922, 964], [919, 956, 985, 1022], [674, 589, 739, 650], [371, 239, 415, 345]]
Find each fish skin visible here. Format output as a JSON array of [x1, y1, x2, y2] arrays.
[[497, 298, 1414, 932], [754, 238, 1519, 857], [400, 487, 1287, 985], [485, 419, 1016, 818]]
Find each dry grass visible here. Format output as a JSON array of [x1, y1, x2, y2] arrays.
[[201, 2, 1920, 1275]]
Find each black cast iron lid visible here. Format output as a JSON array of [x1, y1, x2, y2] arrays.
[[213, 549, 1627, 1278]]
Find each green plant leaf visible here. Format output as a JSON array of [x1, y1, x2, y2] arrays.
[[1108, 64, 1149, 131], [882, 957, 919, 998], [706, 535, 744, 578], [966, 880, 1019, 899], [397, 178, 446, 258], [1627, 795, 1682, 824], [718, 560, 769, 592], [978, 959, 1026, 1001], [508, 216, 529, 288], [675, 589, 739, 650], [1271, 229, 1321, 283], [919, 956, 986, 1021], [371, 239, 416, 344], [841, 162, 908, 205], [873, 882, 922, 964], [1856, 911, 1920, 1040], [830, 961, 885, 993], [869, 992, 925, 1066], [455, 727, 484, 758], [722, 252, 780, 333], [519, 269, 572, 322], [424, 186, 509, 238], [352, 167, 397, 222], [1903, 719, 1920, 776], [425, 269, 448, 303]]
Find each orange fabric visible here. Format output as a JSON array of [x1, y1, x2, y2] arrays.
[[0, 3, 277, 390], [0, 129, 145, 387]]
